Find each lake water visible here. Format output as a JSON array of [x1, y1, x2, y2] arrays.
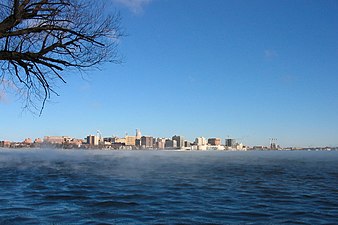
[[0, 149, 337, 224]]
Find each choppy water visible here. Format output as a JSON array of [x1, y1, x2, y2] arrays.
[[0, 149, 337, 224]]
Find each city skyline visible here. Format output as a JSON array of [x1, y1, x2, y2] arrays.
[[0, 128, 333, 149], [1, 0, 338, 147]]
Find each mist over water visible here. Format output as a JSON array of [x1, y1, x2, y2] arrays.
[[0, 149, 337, 224]]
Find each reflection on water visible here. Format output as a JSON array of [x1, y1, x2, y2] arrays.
[[0, 149, 337, 224]]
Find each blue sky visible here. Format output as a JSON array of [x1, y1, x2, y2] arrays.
[[1, 0, 338, 147]]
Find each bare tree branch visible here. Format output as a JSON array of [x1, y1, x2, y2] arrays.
[[0, 0, 123, 115]]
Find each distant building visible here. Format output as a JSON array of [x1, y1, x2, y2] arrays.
[[225, 139, 236, 147], [23, 138, 32, 144], [125, 136, 136, 146], [87, 135, 99, 146], [156, 138, 166, 149], [208, 138, 221, 146], [172, 135, 184, 148], [184, 140, 191, 148], [235, 143, 246, 150], [270, 138, 278, 150], [207, 145, 225, 150], [34, 138, 43, 144], [135, 139, 141, 147], [44, 136, 71, 144], [112, 137, 126, 144], [0, 141, 11, 148], [136, 129, 142, 140], [141, 136, 153, 148], [195, 137, 207, 146], [165, 139, 174, 148], [68, 138, 83, 145]]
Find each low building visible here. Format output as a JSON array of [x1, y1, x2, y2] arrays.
[[34, 138, 43, 144], [195, 137, 207, 146], [208, 138, 221, 146], [141, 136, 153, 148], [112, 137, 126, 144], [44, 136, 71, 144], [207, 145, 225, 150], [23, 138, 32, 144], [125, 136, 136, 146], [0, 141, 11, 148]]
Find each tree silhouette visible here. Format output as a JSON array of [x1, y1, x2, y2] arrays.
[[0, 0, 123, 114]]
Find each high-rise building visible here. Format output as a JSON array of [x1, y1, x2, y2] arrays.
[[208, 138, 221, 146], [87, 135, 99, 145], [225, 139, 236, 147], [172, 135, 184, 148]]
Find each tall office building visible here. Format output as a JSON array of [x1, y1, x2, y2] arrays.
[[225, 139, 236, 147], [87, 135, 99, 146], [172, 135, 184, 148]]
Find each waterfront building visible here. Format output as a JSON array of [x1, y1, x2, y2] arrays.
[[207, 145, 225, 150], [125, 136, 136, 146], [197, 145, 208, 150], [172, 140, 177, 148], [208, 138, 221, 146], [235, 143, 246, 150], [0, 141, 11, 148], [165, 139, 177, 148], [34, 138, 43, 144], [165, 139, 173, 148], [172, 135, 184, 149], [225, 139, 236, 148], [87, 135, 99, 146], [141, 136, 153, 148], [195, 137, 207, 146], [44, 136, 72, 144], [156, 138, 166, 149], [103, 137, 113, 143], [135, 139, 141, 147], [23, 138, 32, 144], [112, 137, 126, 144]]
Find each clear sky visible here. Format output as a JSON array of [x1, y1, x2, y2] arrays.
[[1, 0, 338, 147]]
